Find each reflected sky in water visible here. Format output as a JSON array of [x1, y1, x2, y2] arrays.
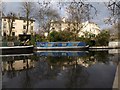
[[2, 51, 118, 88]]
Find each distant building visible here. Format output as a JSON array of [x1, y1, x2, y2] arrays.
[[1, 16, 35, 36], [50, 17, 70, 32], [78, 21, 101, 37], [49, 18, 101, 37]]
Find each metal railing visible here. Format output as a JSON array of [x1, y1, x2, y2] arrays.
[[0, 41, 20, 47]]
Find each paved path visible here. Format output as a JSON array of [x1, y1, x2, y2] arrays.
[[113, 62, 120, 89]]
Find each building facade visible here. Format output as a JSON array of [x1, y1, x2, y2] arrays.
[[49, 18, 101, 37], [1, 16, 35, 37], [78, 21, 101, 37]]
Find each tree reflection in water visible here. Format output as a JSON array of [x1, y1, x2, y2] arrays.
[[2, 55, 38, 88], [46, 56, 90, 88], [22, 56, 31, 88], [2, 51, 116, 88], [44, 51, 112, 88], [6, 61, 16, 79]]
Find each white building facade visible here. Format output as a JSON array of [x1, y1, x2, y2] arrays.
[[1, 17, 35, 37], [50, 18, 101, 37], [78, 21, 101, 37]]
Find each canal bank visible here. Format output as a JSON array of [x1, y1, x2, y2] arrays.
[[113, 62, 120, 89], [89, 46, 120, 49], [1, 45, 120, 55]]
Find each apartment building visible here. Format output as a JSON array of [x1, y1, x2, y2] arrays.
[[1, 16, 35, 36], [78, 21, 101, 37], [50, 18, 101, 37]]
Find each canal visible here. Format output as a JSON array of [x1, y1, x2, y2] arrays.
[[1, 50, 119, 88]]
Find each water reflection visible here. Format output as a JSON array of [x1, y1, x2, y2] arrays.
[[2, 55, 37, 72], [35, 51, 88, 57], [2, 51, 118, 88]]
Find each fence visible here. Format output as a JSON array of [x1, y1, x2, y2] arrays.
[[0, 41, 20, 47]]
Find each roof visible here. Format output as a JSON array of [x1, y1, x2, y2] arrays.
[[2, 16, 35, 21], [51, 20, 100, 27]]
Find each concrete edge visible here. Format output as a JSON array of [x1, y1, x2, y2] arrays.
[[113, 62, 119, 89]]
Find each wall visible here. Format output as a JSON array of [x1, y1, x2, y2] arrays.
[[109, 41, 120, 48], [1, 18, 34, 36]]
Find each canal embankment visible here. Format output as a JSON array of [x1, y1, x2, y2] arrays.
[[113, 62, 120, 89], [89, 46, 120, 49], [89, 46, 120, 51]]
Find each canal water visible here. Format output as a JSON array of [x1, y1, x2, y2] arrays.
[[1, 50, 119, 88]]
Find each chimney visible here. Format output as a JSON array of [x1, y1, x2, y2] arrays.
[[18, 13, 20, 19]]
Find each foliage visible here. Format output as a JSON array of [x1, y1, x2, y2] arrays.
[[49, 31, 64, 42], [48, 29, 110, 46], [30, 34, 46, 46], [77, 30, 110, 46], [49, 30, 74, 42], [2, 36, 20, 46], [75, 32, 96, 46], [30, 35, 36, 46], [35, 34, 46, 42], [2, 35, 18, 41], [95, 30, 110, 46]]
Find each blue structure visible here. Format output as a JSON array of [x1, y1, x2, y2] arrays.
[[35, 42, 89, 50], [36, 42, 87, 47]]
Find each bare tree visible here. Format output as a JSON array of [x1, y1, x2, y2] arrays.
[[0, 0, 2, 38], [64, 1, 97, 40], [7, 12, 16, 37], [0, 1, 5, 31], [20, 1, 35, 34], [105, 0, 120, 24], [35, 1, 60, 39], [105, 0, 120, 41], [0, 0, 2, 20]]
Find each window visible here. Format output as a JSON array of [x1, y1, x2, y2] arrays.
[[13, 23, 16, 28], [31, 26, 33, 30], [31, 21, 33, 23], [23, 60, 26, 63], [13, 19, 15, 22], [4, 19, 6, 21], [12, 27, 15, 29], [12, 32, 15, 36], [3, 23, 6, 28], [3, 32, 6, 36], [23, 20, 26, 23], [23, 25, 26, 29]]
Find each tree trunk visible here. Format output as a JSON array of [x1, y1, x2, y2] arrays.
[[26, 13, 29, 34]]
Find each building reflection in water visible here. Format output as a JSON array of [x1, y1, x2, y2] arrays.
[[2, 55, 37, 78], [2, 51, 118, 88], [2, 59, 35, 71]]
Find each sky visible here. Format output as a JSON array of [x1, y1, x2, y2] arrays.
[[3, 1, 112, 30]]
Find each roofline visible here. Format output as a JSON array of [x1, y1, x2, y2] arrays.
[[2, 16, 35, 21]]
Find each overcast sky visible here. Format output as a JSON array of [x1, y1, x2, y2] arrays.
[[3, 1, 112, 30]]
